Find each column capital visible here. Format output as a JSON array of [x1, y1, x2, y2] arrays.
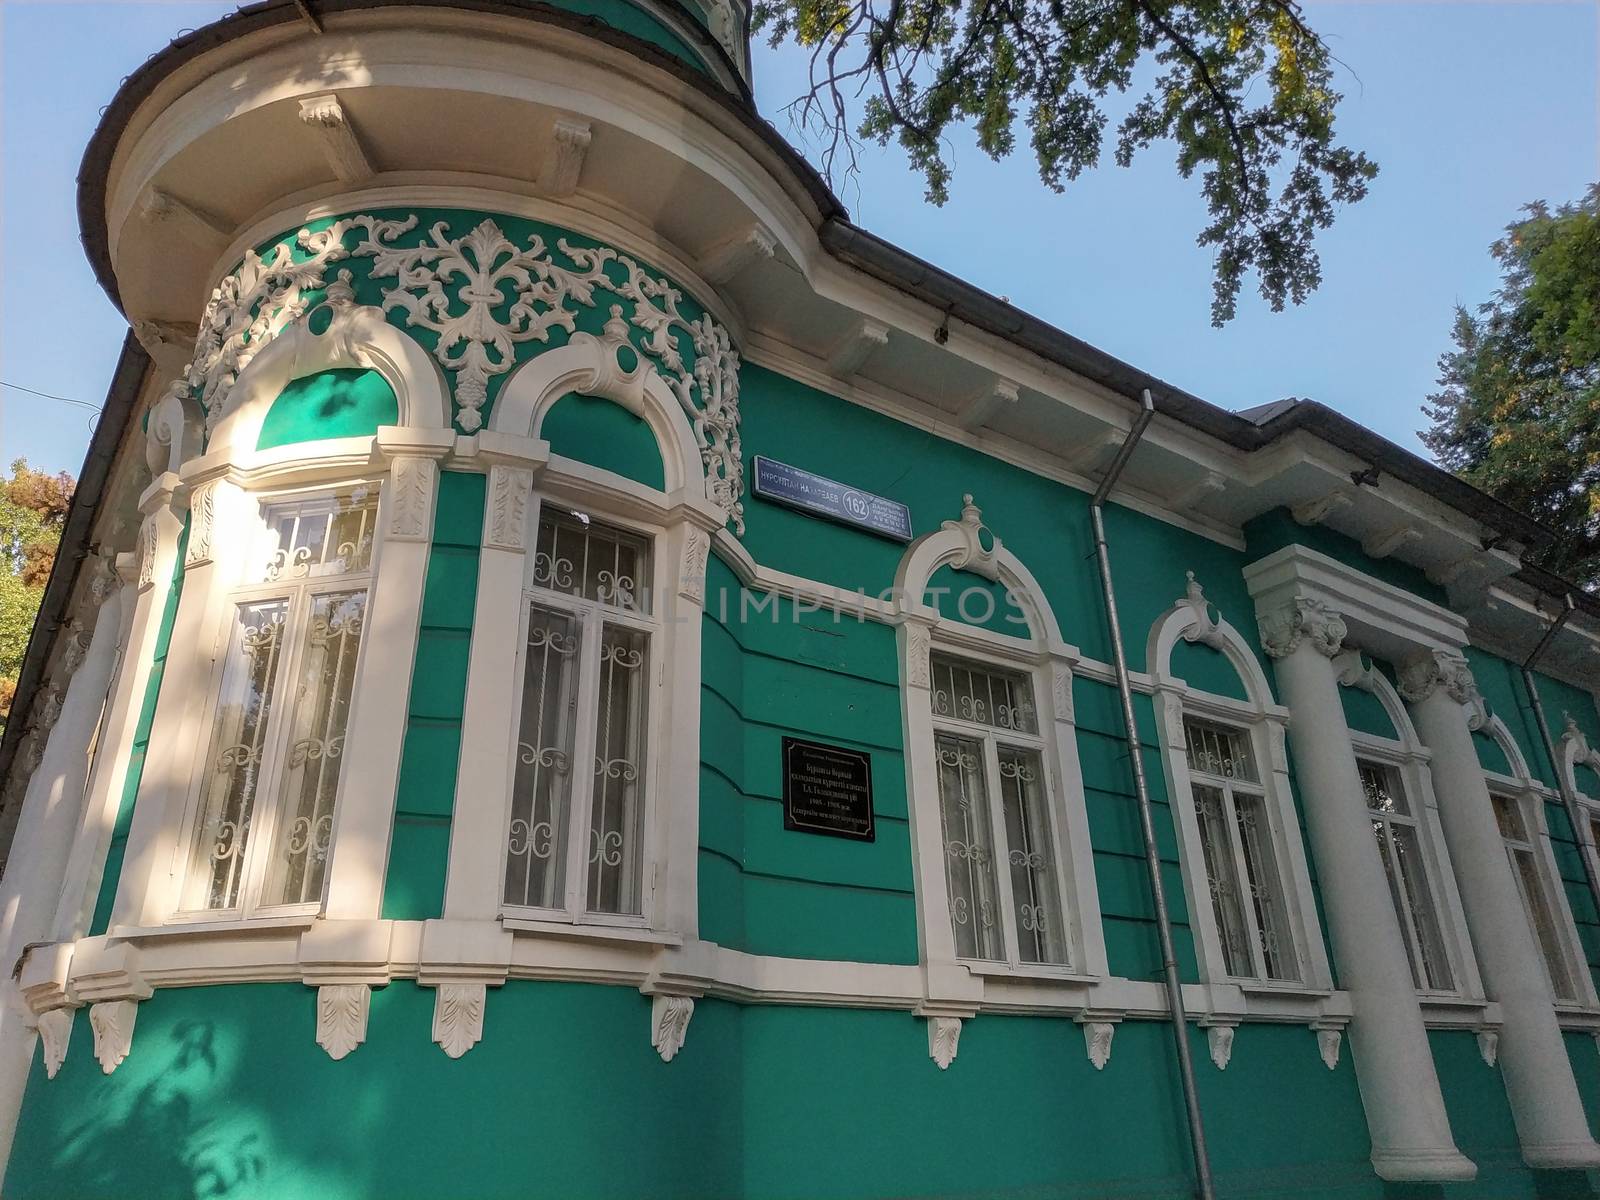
[[1259, 596, 1347, 660], [1397, 648, 1478, 707]]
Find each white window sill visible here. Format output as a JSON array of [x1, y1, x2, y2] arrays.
[[962, 960, 1099, 985], [500, 915, 683, 947], [1234, 979, 1334, 999], [111, 913, 319, 941], [1555, 1004, 1600, 1032]]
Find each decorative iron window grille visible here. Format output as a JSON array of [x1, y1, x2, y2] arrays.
[[505, 507, 654, 921], [930, 654, 1066, 966], [1182, 717, 1298, 982], [1359, 759, 1456, 992], [184, 486, 378, 914]]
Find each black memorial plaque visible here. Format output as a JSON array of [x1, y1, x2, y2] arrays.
[[782, 737, 875, 842]]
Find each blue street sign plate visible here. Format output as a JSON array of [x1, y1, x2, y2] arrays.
[[751, 456, 914, 542]]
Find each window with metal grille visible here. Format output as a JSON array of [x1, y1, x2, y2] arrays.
[[1492, 792, 1578, 1002], [505, 507, 654, 921], [183, 485, 378, 914], [1359, 759, 1455, 992], [929, 654, 1066, 966], [1182, 717, 1298, 982]]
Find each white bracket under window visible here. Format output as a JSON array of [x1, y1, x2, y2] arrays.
[[1205, 1022, 1236, 1070], [651, 994, 696, 1062], [36, 1008, 75, 1079], [433, 983, 487, 1059], [1078, 1015, 1118, 1070], [89, 1000, 139, 1074], [1315, 1024, 1344, 1071], [315, 983, 370, 1061]]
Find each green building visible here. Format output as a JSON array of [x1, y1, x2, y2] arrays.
[[2, 2, 1600, 1196]]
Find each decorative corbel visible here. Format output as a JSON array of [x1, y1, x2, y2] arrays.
[[699, 223, 777, 286], [297, 94, 375, 183], [650, 994, 695, 1063], [940, 494, 1002, 582], [1170, 471, 1228, 512], [956, 377, 1019, 431], [1315, 1025, 1343, 1071], [536, 118, 593, 197], [135, 186, 230, 240], [432, 983, 486, 1059], [1176, 572, 1225, 650], [927, 1016, 962, 1070], [1477, 1029, 1499, 1067], [36, 1009, 74, 1080], [825, 317, 890, 380], [1362, 525, 1422, 561], [1205, 1023, 1236, 1070], [1078, 1016, 1118, 1070], [1291, 490, 1353, 528], [315, 984, 370, 1060], [89, 1000, 139, 1074]]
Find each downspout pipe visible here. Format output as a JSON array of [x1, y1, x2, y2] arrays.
[[1521, 596, 1600, 923], [1089, 389, 1215, 1200]]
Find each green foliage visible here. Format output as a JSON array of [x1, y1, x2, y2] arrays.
[[1, 459, 76, 728], [753, 0, 1377, 324], [1421, 185, 1600, 588]]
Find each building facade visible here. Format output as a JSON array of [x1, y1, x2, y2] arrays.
[[2, 2, 1600, 1196]]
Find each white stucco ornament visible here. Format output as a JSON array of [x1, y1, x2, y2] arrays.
[[89, 1000, 138, 1075], [1083, 1021, 1115, 1070], [433, 983, 486, 1059], [1258, 596, 1347, 660], [1206, 1025, 1235, 1071], [316, 984, 370, 1061], [37, 1008, 73, 1080], [1176, 572, 1226, 650], [940, 494, 1002, 582], [927, 1016, 962, 1070], [651, 994, 695, 1063], [1316, 1028, 1342, 1071]]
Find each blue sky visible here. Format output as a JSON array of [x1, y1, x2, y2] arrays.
[[2, 0, 1595, 477]]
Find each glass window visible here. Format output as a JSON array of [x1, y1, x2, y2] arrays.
[[1183, 717, 1298, 982], [184, 486, 377, 914], [1359, 759, 1455, 991], [930, 654, 1066, 966], [504, 507, 654, 920], [1492, 792, 1578, 1002]]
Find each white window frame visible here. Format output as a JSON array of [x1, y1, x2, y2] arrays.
[[1346, 716, 1481, 1002], [1147, 577, 1333, 995], [925, 643, 1077, 972], [168, 479, 385, 923], [496, 495, 666, 930]]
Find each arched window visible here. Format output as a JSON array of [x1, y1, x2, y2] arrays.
[[1336, 654, 1481, 1000], [1149, 573, 1331, 990], [894, 496, 1104, 980]]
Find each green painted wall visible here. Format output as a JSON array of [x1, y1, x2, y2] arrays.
[[1169, 639, 1249, 702], [381, 471, 484, 920], [89, 522, 188, 935], [1340, 682, 1399, 741], [255, 368, 398, 450], [543, 392, 665, 489]]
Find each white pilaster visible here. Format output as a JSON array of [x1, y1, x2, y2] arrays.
[[1402, 650, 1600, 1170], [1260, 598, 1474, 1182]]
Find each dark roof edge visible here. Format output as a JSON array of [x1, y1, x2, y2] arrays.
[[818, 219, 1554, 551], [0, 336, 150, 813], [76, 0, 845, 312]]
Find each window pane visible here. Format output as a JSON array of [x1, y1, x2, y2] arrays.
[[1234, 792, 1298, 981], [1372, 825, 1424, 990], [1183, 719, 1258, 783], [187, 601, 290, 910], [505, 606, 583, 908], [929, 655, 1038, 733], [264, 590, 367, 907], [1193, 783, 1252, 977], [1391, 824, 1455, 991], [997, 746, 1066, 965], [257, 487, 378, 583], [1359, 761, 1409, 816], [1491, 793, 1528, 842], [1512, 846, 1577, 1001], [934, 733, 1003, 961], [588, 624, 649, 915], [533, 507, 651, 614]]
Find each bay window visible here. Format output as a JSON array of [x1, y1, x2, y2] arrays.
[[182, 486, 377, 915], [503, 505, 654, 922]]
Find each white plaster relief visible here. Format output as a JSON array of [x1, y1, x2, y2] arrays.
[[825, 317, 890, 380], [1083, 1021, 1115, 1070], [1176, 571, 1225, 650], [1207, 1024, 1235, 1070], [185, 481, 217, 567], [699, 222, 775, 286], [1258, 597, 1347, 660], [316, 984, 370, 1060], [386, 456, 436, 542], [37, 1008, 73, 1080], [905, 624, 932, 689], [89, 1000, 138, 1075], [651, 994, 694, 1063], [679, 530, 710, 605], [1051, 662, 1074, 722], [135, 515, 160, 590], [485, 465, 533, 552], [1477, 1029, 1499, 1067], [1398, 648, 1489, 729], [1363, 525, 1422, 561], [927, 1016, 962, 1070], [433, 983, 486, 1059], [940, 494, 1002, 582], [1291, 491, 1353, 527], [1317, 1027, 1343, 1070]]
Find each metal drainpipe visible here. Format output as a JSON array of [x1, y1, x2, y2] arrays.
[[1089, 389, 1215, 1200], [1521, 596, 1600, 921]]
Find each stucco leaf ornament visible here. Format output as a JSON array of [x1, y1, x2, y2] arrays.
[[1258, 597, 1346, 660], [927, 1016, 962, 1070], [432, 983, 486, 1059], [1178, 572, 1226, 650], [651, 995, 695, 1063], [351, 216, 605, 433], [183, 219, 365, 434], [559, 242, 746, 534]]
